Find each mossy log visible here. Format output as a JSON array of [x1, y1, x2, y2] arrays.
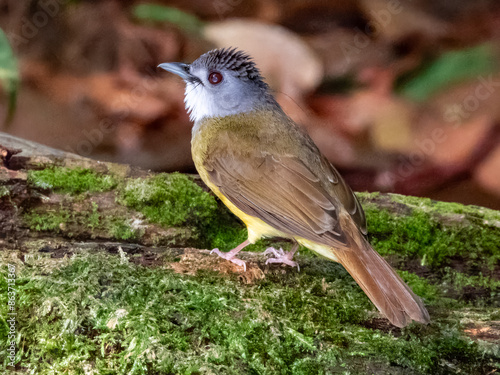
[[1, 131, 498, 260], [1, 132, 499, 374]]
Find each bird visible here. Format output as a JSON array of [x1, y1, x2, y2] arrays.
[[158, 47, 430, 327]]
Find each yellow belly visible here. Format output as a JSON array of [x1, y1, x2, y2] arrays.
[[207, 180, 288, 243]]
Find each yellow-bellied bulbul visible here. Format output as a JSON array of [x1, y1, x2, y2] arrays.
[[159, 48, 430, 327]]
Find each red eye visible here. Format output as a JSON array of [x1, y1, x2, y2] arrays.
[[208, 71, 223, 85]]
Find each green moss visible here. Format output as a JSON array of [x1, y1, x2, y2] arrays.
[[207, 222, 247, 250], [356, 192, 500, 224], [397, 270, 440, 302], [6, 189, 500, 373], [202, 201, 248, 250], [362, 202, 500, 269], [117, 172, 239, 247], [24, 202, 107, 236], [119, 173, 217, 227], [388, 193, 500, 224], [24, 208, 71, 232], [110, 218, 140, 241], [28, 166, 117, 194], [87, 201, 100, 231], [0, 251, 496, 374], [0, 185, 9, 198], [441, 268, 500, 306]]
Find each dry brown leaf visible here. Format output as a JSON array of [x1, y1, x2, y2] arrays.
[[358, 0, 448, 41], [370, 98, 414, 152], [475, 144, 500, 197], [425, 116, 493, 166]]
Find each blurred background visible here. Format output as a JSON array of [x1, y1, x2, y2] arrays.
[[1, 0, 500, 209]]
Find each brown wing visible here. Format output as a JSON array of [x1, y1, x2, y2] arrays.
[[205, 148, 365, 247], [318, 154, 367, 236]]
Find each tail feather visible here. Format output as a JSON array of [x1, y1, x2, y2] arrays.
[[336, 216, 430, 327]]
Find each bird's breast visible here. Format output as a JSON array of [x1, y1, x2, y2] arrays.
[[190, 115, 291, 243]]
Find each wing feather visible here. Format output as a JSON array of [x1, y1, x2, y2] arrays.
[[206, 151, 352, 246]]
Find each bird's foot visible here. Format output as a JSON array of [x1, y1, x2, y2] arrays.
[[210, 240, 250, 271], [210, 248, 247, 271], [264, 247, 300, 271]]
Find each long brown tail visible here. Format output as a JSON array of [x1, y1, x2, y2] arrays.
[[335, 216, 430, 327]]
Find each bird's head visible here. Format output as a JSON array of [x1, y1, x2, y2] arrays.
[[159, 48, 277, 123]]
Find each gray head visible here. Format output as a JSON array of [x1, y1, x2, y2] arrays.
[[159, 48, 277, 123]]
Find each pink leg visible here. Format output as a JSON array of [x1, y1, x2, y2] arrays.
[[264, 243, 300, 271], [210, 240, 250, 271]]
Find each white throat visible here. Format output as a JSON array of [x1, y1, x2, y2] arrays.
[[184, 82, 255, 123]]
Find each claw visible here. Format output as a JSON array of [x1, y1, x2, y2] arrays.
[[264, 245, 300, 271], [263, 247, 282, 258], [210, 241, 249, 272]]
